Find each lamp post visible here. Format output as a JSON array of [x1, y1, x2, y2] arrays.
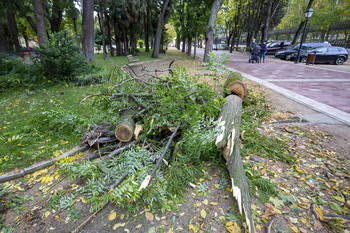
[[295, 8, 314, 64]]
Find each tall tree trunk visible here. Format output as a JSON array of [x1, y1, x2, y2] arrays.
[[0, 19, 10, 55], [187, 36, 192, 56], [114, 25, 122, 56], [22, 30, 29, 49], [105, 12, 114, 56], [123, 27, 129, 55], [72, 17, 78, 39], [176, 30, 181, 50], [99, 1, 106, 59], [182, 38, 186, 52], [6, 4, 21, 56], [193, 30, 197, 59], [152, 0, 170, 58], [144, 0, 150, 52], [292, 0, 315, 45], [82, 0, 94, 61], [130, 21, 137, 55], [263, 0, 282, 42], [203, 0, 223, 62], [50, 0, 64, 33], [32, 0, 47, 44]]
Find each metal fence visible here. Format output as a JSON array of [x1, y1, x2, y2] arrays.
[[236, 20, 350, 48]]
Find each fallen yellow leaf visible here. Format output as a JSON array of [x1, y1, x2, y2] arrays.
[[290, 226, 299, 233], [108, 212, 117, 221], [113, 223, 121, 230], [199, 178, 204, 182], [315, 207, 324, 220], [201, 209, 207, 219], [136, 224, 142, 229], [145, 212, 154, 221], [209, 202, 218, 206], [120, 213, 125, 220]]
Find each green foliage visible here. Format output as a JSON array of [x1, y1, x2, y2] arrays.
[[0, 54, 40, 92], [34, 30, 92, 82], [25, 108, 86, 136], [137, 40, 144, 48], [224, 72, 243, 88]]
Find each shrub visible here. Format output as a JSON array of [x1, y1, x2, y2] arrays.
[[137, 40, 144, 48], [34, 30, 90, 82]]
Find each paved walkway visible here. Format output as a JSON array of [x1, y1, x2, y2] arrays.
[[195, 48, 350, 126]]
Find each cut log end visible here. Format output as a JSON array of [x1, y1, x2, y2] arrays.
[[226, 81, 247, 102], [115, 126, 133, 142]]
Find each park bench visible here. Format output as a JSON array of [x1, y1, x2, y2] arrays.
[[127, 54, 139, 63]]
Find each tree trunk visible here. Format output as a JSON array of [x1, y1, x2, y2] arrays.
[[176, 30, 181, 50], [144, 0, 150, 52], [32, 0, 47, 44], [292, 0, 315, 45], [130, 21, 137, 55], [0, 19, 10, 55], [6, 5, 21, 56], [99, 1, 106, 59], [22, 30, 29, 49], [73, 17, 78, 39], [114, 25, 122, 56], [182, 38, 186, 52], [187, 36, 192, 56], [152, 0, 170, 58], [82, 0, 94, 61], [115, 110, 135, 142], [123, 27, 129, 55], [105, 12, 114, 56], [203, 0, 223, 62], [215, 94, 255, 233], [50, 0, 63, 33], [193, 30, 197, 59]]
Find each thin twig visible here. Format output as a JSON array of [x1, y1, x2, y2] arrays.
[[80, 93, 113, 105], [71, 204, 107, 233]]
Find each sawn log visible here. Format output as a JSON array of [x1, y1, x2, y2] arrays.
[[215, 94, 255, 233]]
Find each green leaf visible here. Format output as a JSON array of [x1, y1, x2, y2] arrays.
[[269, 197, 284, 207], [330, 202, 343, 215]]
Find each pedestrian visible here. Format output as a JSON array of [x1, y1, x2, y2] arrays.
[[260, 40, 267, 63], [250, 38, 257, 52]]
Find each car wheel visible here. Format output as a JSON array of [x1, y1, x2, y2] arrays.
[[286, 54, 291, 61], [300, 57, 306, 63], [335, 57, 345, 65]]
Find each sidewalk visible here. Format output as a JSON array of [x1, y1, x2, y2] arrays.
[[198, 49, 350, 126]]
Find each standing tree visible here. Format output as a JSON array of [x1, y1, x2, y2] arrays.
[[5, 2, 21, 56], [32, 0, 47, 44], [82, 0, 94, 61], [152, 0, 171, 58], [203, 0, 223, 62], [262, 0, 282, 42]]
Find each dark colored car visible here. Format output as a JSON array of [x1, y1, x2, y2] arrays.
[[290, 46, 348, 65], [266, 41, 291, 55], [274, 42, 331, 60]]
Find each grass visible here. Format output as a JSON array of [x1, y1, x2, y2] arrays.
[[0, 49, 157, 173]]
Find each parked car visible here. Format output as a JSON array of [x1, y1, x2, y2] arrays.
[[266, 41, 291, 55], [290, 46, 348, 65], [274, 42, 331, 60]]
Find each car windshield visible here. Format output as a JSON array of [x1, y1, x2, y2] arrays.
[[306, 47, 327, 53]]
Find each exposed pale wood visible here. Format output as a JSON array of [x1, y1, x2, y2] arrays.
[[115, 110, 135, 142], [216, 95, 255, 233], [226, 81, 247, 102], [133, 124, 143, 140]]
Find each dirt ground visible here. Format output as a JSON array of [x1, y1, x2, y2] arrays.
[[2, 52, 350, 233]]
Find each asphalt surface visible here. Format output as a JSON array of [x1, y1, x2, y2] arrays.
[[194, 48, 350, 126]]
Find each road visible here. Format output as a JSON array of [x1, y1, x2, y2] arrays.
[[194, 48, 350, 126]]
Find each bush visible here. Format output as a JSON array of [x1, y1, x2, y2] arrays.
[[137, 40, 144, 48], [34, 30, 90, 82]]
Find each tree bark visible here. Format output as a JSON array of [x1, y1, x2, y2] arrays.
[[292, 0, 315, 45], [187, 36, 192, 56], [32, 0, 47, 44], [215, 95, 255, 233], [115, 110, 135, 142], [144, 0, 151, 52], [152, 0, 170, 58], [82, 0, 94, 61], [6, 4, 21, 56], [105, 12, 114, 56], [203, 0, 223, 62], [114, 24, 122, 56], [0, 19, 10, 55], [50, 0, 64, 33], [99, 1, 106, 59]]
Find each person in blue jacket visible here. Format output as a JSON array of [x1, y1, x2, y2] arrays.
[[260, 40, 267, 63]]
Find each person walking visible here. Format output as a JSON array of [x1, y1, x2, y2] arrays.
[[260, 40, 267, 63]]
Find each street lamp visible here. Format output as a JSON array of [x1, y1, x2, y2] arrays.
[[295, 8, 314, 64]]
